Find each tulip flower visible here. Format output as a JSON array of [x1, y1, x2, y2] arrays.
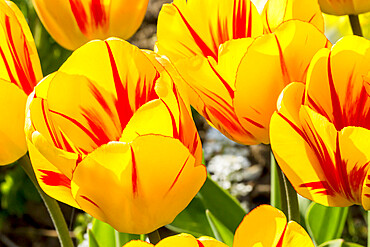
[[156, 0, 328, 145], [0, 1, 43, 165], [270, 36, 370, 209], [318, 0, 370, 15], [123, 205, 314, 247], [25, 38, 206, 234], [31, 0, 149, 50]]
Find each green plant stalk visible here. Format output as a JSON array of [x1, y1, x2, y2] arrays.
[[148, 229, 161, 245], [19, 154, 74, 247], [270, 151, 283, 210], [349, 14, 363, 36], [271, 151, 300, 223]]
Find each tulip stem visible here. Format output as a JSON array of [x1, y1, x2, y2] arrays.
[[148, 229, 161, 245], [349, 15, 363, 37], [19, 154, 74, 247], [271, 151, 300, 223], [270, 151, 283, 210]]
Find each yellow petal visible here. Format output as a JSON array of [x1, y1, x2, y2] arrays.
[[27, 137, 79, 208], [0, 79, 27, 165], [156, 233, 199, 247], [70, 135, 206, 234], [305, 35, 370, 131], [123, 240, 153, 247], [318, 0, 370, 15], [281, 221, 314, 247], [262, 0, 324, 33], [199, 236, 228, 247], [233, 204, 287, 247], [32, 0, 149, 50], [173, 55, 256, 144], [0, 1, 42, 94], [271, 82, 354, 206], [156, 0, 263, 62], [235, 20, 330, 144]]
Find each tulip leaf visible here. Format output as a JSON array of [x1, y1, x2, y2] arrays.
[[88, 229, 100, 247], [205, 210, 234, 246], [305, 202, 348, 245], [90, 218, 141, 247], [167, 195, 214, 237], [318, 239, 364, 247], [198, 175, 246, 233]]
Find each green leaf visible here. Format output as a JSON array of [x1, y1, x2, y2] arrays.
[[205, 210, 234, 246], [90, 218, 141, 247], [319, 239, 364, 247], [88, 229, 100, 247], [305, 203, 348, 245], [197, 175, 246, 233], [167, 195, 214, 237]]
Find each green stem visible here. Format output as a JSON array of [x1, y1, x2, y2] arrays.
[[147, 230, 161, 245], [349, 14, 363, 37], [19, 154, 74, 247], [271, 150, 300, 223], [280, 169, 300, 223], [270, 151, 284, 210]]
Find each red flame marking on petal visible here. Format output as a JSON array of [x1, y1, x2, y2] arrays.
[[105, 41, 133, 131], [327, 54, 344, 130], [81, 195, 100, 208], [39, 169, 71, 189], [166, 156, 189, 195], [3, 15, 37, 94], [130, 147, 138, 197], [173, 4, 217, 60], [207, 59, 234, 98], [197, 240, 205, 247], [90, 0, 106, 28], [69, 0, 88, 35]]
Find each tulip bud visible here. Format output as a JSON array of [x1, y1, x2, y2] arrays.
[[25, 38, 206, 234], [318, 0, 370, 15], [31, 0, 149, 50]]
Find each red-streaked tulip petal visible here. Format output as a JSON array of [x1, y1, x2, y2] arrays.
[[281, 221, 314, 247], [235, 20, 330, 144], [0, 79, 27, 165], [233, 204, 287, 247], [30, 128, 80, 180], [70, 136, 206, 234], [174, 55, 256, 144], [262, 0, 324, 33], [156, 0, 262, 62], [27, 136, 79, 208], [32, 0, 149, 50], [305, 35, 370, 131], [271, 83, 353, 206], [0, 1, 42, 94]]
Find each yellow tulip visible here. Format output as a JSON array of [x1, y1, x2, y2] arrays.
[[0, 0, 42, 165], [270, 36, 370, 209], [123, 205, 314, 247], [31, 0, 149, 50], [156, 0, 327, 145], [318, 0, 370, 15], [25, 38, 206, 234]]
